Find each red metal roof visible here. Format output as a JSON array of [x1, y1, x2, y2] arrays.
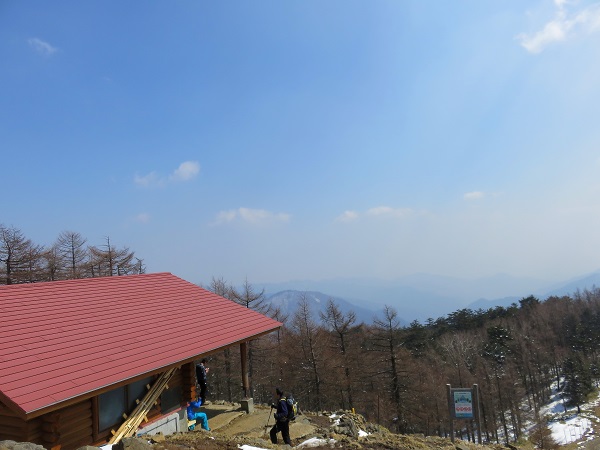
[[0, 272, 281, 418]]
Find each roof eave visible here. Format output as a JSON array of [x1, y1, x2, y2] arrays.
[[0, 391, 27, 421]]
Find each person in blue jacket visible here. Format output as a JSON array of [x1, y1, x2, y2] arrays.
[[187, 398, 209, 431], [269, 387, 291, 445]]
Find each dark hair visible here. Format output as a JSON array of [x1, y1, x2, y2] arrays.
[[201, 358, 207, 364], [276, 387, 283, 396]]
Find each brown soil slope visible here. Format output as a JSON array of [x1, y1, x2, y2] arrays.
[[154, 402, 510, 450]]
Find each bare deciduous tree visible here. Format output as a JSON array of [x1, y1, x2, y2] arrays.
[[320, 298, 357, 409], [291, 295, 324, 411], [87, 236, 136, 277], [437, 331, 477, 386], [370, 305, 407, 432], [56, 230, 88, 279], [0, 224, 44, 284]]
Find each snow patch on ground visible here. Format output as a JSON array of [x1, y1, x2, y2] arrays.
[[328, 413, 341, 426], [296, 437, 337, 447], [238, 437, 337, 450], [526, 381, 600, 446]]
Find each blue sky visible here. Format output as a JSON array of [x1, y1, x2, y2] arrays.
[[2, 1, 600, 287]]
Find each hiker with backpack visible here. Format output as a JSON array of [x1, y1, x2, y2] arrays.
[[270, 387, 292, 445]]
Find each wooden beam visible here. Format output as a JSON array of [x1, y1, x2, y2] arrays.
[[108, 367, 178, 445], [240, 342, 249, 398]]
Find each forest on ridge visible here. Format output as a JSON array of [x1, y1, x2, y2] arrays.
[[2, 224, 599, 447], [206, 279, 600, 447]]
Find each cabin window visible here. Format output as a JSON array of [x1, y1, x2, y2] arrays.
[[98, 377, 153, 432], [161, 385, 182, 413], [98, 386, 126, 431], [128, 377, 152, 411]]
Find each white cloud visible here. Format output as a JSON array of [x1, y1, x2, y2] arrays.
[[28, 38, 58, 57], [135, 213, 150, 223], [518, 20, 569, 53], [213, 208, 290, 225], [518, 2, 600, 53], [238, 208, 271, 223], [134, 171, 161, 187], [464, 191, 485, 200], [170, 161, 200, 182], [336, 206, 414, 222], [134, 161, 199, 188], [215, 210, 238, 223], [336, 210, 359, 222], [366, 206, 413, 218]]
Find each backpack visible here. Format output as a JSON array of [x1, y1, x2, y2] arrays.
[[284, 394, 298, 421]]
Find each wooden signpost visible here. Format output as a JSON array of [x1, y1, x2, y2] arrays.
[[446, 384, 482, 444]]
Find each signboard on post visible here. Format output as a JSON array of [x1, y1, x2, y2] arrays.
[[451, 389, 473, 419], [446, 384, 482, 444]]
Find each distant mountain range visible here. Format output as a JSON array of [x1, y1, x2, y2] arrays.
[[258, 271, 600, 324], [266, 290, 376, 325]]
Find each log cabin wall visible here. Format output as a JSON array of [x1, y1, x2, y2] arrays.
[[1, 365, 192, 449], [26, 417, 44, 447], [58, 400, 94, 450], [181, 362, 197, 401], [0, 400, 27, 441], [40, 399, 94, 450]]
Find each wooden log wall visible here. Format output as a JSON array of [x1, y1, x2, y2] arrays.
[[27, 417, 44, 446], [0, 401, 27, 441], [1, 366, 190, 449], [40, 399, 93, 450], [181, 362, 197, 401]]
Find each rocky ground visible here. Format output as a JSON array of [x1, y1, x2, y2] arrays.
[[0, 402, 516, 450], [148, 401, 511, 450]]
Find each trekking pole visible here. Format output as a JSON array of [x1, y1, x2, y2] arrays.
[[264, 408, 273, 436]]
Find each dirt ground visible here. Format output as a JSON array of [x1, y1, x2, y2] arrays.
[[152, 402, 510, 450], [161, 402, 322, 448]]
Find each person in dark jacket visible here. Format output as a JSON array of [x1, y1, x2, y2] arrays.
[[195, 358, 210, 404], [270, 387, 291, 445]]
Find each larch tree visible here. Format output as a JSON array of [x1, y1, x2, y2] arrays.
[[0, 224, 44, 284], [482, 325, 516, 443], [369, 305, 407, 432], [55, 230, 88, 279], [290, 295, 324, 411], [231, 279, 271, 398], [319, 298, 357, 410], [205, 277, 237, 402], [437, 331, 477, 386], [42, 245, 61, 281], [87, 236, 137, 277]]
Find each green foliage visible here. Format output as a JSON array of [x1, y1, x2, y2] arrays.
[[563, 356, 594, 410], [483, 325, 513, 366], [519, 295, 541, 310]]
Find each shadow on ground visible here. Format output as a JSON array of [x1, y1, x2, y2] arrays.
[[201, 402, 317, 441]]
